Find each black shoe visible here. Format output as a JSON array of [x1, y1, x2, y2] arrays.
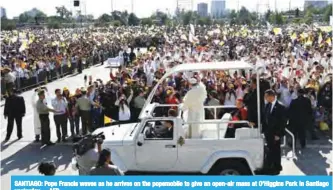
[[18, 136, 23, 140], [311, 136, 319, 140], [57, 139, 61, 143], [34, 139, 40, 143], [46, 142, 55, 146], [270, 170, 281, 175], [62, 139, 67, 142], [3, 138, 9, 143]]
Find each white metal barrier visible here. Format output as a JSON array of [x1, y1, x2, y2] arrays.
[[182, 120, 252, 140], [281, 128, 296, 159], [152, 103, 236, 119], [204, 105, 237, 119]]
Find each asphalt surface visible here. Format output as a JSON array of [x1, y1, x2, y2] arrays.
[[0, 64, 332, 190]]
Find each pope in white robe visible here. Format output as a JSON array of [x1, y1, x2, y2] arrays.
[[181, 78, 207, 139]]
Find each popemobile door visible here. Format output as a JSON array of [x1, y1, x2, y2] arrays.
[[135, 118, 178, 171]]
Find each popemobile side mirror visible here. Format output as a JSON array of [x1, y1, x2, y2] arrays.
[[137, 134, 144, 146]]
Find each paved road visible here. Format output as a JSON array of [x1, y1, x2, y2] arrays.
[[0, 64, 332, 190]]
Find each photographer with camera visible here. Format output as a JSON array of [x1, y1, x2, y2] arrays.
[[73, 132, 104, 175]]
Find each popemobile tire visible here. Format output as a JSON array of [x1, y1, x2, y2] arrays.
[[209, 160, 252, 175]]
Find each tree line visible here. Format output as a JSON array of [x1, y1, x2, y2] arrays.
[[1, 4, 332, 30]]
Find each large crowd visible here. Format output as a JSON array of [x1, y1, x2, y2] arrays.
[[2, 25, 332, 175]]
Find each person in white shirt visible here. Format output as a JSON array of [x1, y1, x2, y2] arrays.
[[146, 68, 155, 87], [115, 90, 133, 122], [3, 67, 16, 92], [52, 89, 68, 143], [276, 80, 292, 108], [224, 84, 237, 106]]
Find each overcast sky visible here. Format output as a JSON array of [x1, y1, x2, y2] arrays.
[[0, 0, 318, 19]]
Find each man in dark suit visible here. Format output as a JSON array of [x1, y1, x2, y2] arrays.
[[243, 78, 259, 128], [4, 89, 26, 141], [162, 121, 173, 139], [262, 89, 287, 175], [288, 89, 313, 148]]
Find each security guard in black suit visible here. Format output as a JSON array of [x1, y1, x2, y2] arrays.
[[288, 89, 313, 148], [243, 78, 259, 127], [262, 89, 287, 175], [4, 89, 26, 141]]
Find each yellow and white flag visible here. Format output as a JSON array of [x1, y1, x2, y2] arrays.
[[19, 41, 28, 52], [273, 28, 282, 35], [104, 116, 112, 125], [291, 33, 297, 40], [326, 37, 331, 45]]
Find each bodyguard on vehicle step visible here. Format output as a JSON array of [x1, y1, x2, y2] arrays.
[[262, 89, 287, 175]]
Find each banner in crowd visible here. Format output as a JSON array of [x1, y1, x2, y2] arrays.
[[11, 176, 332, 190]]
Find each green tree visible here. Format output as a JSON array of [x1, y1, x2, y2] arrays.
[[111, 10, 128, 25], [295, 8, 300, 17], [47, 20, 61, 29], [18, 8, 47, 23], [265, 10, 272, 21], [56, 6, 72, 19], [238, 7, 252, 25], [197, 16, 212, 25], [181, 11, 195, 25], [34, 11, 47, 24], [150, 11, 169, 25], [98, 13, 112, 23], [1, 18, 16, 30], [18, 13, 31, 23], [128, 13, 140, 26], [141, 17, 153, 26], [229, 9, 238, 25], [292, 18, 302, 24], [304, 8, 313, 25], [86, 14, 94, 22], [323, 4, 332, 23], [275, 12, 284, 25], [269, 12, 284, 25], [112, 20, 122, 27]]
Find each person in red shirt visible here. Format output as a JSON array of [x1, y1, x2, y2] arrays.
[[232, 98, 248, 121], [226, 99, 248, 138], [165, 89, 180, 111]]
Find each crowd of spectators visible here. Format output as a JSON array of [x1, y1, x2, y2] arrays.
[[2, 25, 332, 144]]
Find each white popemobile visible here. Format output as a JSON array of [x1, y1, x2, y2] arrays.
[[93, 61, 295, 175]]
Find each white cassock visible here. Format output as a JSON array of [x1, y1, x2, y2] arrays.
[[181, 82, 207, 138], [31, 92, 41, 136]]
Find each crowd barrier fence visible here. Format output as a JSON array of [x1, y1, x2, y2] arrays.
[[1, 51, 112, 97]]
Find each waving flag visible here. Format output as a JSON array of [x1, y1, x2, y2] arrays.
[[189, 24, 199, 43], [273, 28, 282, 35], [326, 37, 331, 45], [104, 116, 112, 125], [291, 33, 297, 40]]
